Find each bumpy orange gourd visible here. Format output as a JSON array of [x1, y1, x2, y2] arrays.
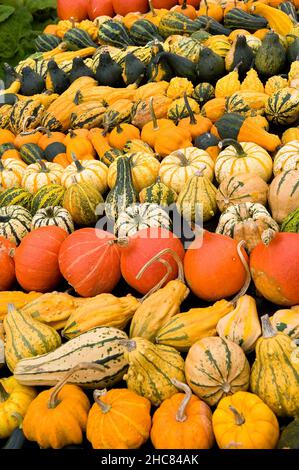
[[141, 98, 175, 148]]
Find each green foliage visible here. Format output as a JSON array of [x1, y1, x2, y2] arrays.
[[0, 0, 57, 80]]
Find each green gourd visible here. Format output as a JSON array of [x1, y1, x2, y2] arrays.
[[254, 32, 286, 77], [196, 48, 225, 83], [225, 35, 254, 78]]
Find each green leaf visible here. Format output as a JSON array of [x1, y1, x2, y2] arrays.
[[24, 0, 57, 13], [0, 1, 24, 7], [0, 5, 15, 23]]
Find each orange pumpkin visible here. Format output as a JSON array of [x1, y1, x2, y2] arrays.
[[172, 0, 198, 19], [184, 231, 250, 302], [151, 380, 214, 449], [0, 237, 16, 291], [66, 131, 95, 162], [198, 2, 224, 21], [108, 124, 140, 150], [43, 24, 59, 35], [89, 128, 112, 158], [0, 130, 15, 146], [14, 131, 43, 149], [38, 130, 66, 151], [141, 98, 176, 149], [178, 94, 212, 139], [224, 1, 248, 15]]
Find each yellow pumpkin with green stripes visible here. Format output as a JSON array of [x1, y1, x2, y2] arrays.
[[31, 184, 66, 214], [63, 182, 104, 226], [265, 87, 299, 125], [270, 306, 299, 340]]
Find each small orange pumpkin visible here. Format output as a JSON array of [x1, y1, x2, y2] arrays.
[[108, 124, 140, 150], [141, 98, 176, 149], [172, 0, 198, 19], [0, 130, 15, 146], [178, 94, 212, 139]]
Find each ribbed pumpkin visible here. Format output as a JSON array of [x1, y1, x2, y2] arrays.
[[250, 232, 299, 306], [250, 314, 299, 417], [63, 182, 104, 226], [4, 303, 61, 372], [87, 389, 151, 449], [0, 237, 16, 291], [61, 155, 109, 194], [159, 148, 214, 194], [21, 161, 64, 194], [216, 173, 269, 212], [265, 87, 299, 125], [14, 226, 68, 293], [273, 140, 299, 176], [216, 295, 262, 353], [151, 380, 214, 449], [215, 139, 273, 183], [58, 228, 121, 297], [0, 205, 32, 245], [185, 336, 250, 406], [176, 166, 218, 223], [0, 159, 27, 190], [270, 306, 299, 340], [216, 203, 279, 253], [139, 177, 178, 207], [268, 170, 299, 224], [31, 207, 74, 234], [123, 337, 185, 406], [108, 153, 160, 193], [115, 203, 171, 237], [31, 184, 65, 214]]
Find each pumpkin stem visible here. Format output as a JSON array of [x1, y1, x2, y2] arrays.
[[136, 247, 185, 288], [21, 115, 35, 134], [229, 405, 245, 426], [70, 17, 76, 28], [261, 314, 277, 338], [38, 160, 49, 173], [7, 303, 16, 315], [230, 241, 251, 305], [173, 150, 189, 167], [47, 362, 105, 409], [0, 382, 9, 402], [194, 164, 207, 177], [140, 258, 172, 302], [261, 228, 277, 246], [21, 126, 52, 138], [171, 379, 192, 423], [149, 97, 159, 131], [148, 0, 157, 16], [93, 389, 112, 414], [183, 92, 197, 125], [71, 152, 84, 172], [218, 139, 246, 158], [182, 0, 187, 10]]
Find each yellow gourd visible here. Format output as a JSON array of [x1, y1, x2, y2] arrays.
[[265, 76, 289, 95], [250, 2, 293, 36], [166, 77, 194, 100], [215, 68, 241, 98], [270, 306, 299, 339], [241, 69, 264, 93], [0, 292, 42, 321], [216, 295, 262, 353]]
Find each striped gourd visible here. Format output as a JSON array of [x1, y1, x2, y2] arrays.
[[20, 143, 44, 165], [0, 159, 27, 190], [61, 156, 108, 194], [98, 20, 134, 48], [265, 88, 299, 125], [156, 300, 234, 352], [31, 206, 74, 234], [176, 167, 218, 223], [63, 182, 104, 226], [31, 184, 66, 214], [21, 161, 64, 194], [250, 315, 299, 417], [70, 105, 106, 130], [139, 178, 177, 207], [10, 99, 44, 134], [166, 37, 202, 63], [14, 327, 129, 388], [225, 93, 253, 117], [185, 336, 250, 406], [102, 100, 133, 135], [130, 20, 163, 46], [35, 33, 62, 52], [123, 140, 154, 155], [270, 306, 299, 339], [0, 205, 32, 245], [273, 141, 299, 176], [63, 28, 97, 50], [0, 143, 19, 161], [115, 203, 171, 237], [123, 337, 185, 406], [0, 292, 42, 321], [167, 97, 200, 124], [105, 157, 138, 222], [158, 12, 199, 38], [0, 105, 13, 129], [281, 208, 299, 233], [268, 170, 299, 224], [192, 83, 215, 105], [224, 8, 268, 32], [204, 35, 231, 58], [0, 187, 33, 211], [4, 304, 61, 372], [100, 149, 124, 167]]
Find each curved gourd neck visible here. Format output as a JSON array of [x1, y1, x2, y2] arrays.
[[93, 389, 111, 414], [261, 314, 277, 338], [219, 139, 247, 158], [0, 382, 9, 402], [171, 379, 192, 423]]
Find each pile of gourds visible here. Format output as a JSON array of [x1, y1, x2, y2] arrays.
[[0, 0, 299, 451]]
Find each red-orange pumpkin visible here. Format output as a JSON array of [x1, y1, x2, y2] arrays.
[[14, 227, 67, 293], [112, 0, 149, 15], [250, 232, 299, 306], [0, 237, 16, 291], [120, 228, 185, 295], [58, 228, 121, 297], [184, 230, 249, 302]]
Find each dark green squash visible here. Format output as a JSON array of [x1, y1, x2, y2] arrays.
[[287, 37, 299, 64], [98, 20, 134, 48], [130, 19, 163, 46], [20, 143, 44, 165], [63, 28, 97, 50], [192, 83, 215, 105], [47, 60, 70, 94], [196, 48, 225, 83], [162, 51, 197, 83], [194, 15, 231, 36], [158, 11, 200, 38], [0, 94, 18, 107], [20, 66, 45, 96], [122, 53, 146, 86], [194, 132, 220, 161], [95, 51, 124, 88], [226, 35, 254, 78], [35, 34, 62, 52], [100, 149, 124, 167], [105, 156, 138, 221], [44, 142, 67, 163], [69, 58, 95, 83], [278, 2, 298, 22], [191, 30, 211, 43], [278, 420, 299, 449], [254, 32, 286, 77], [224, 9, 268, 32], [3, 63, 19, 89], [213, 113, 245, 140], [146, 52, 173, 83], [2, 428, 26, 449]]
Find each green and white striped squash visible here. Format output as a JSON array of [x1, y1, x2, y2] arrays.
[[281, 208, 299, 233], [176, 167, 218, 223], [225, 93, 253, 117], [63, 28, 97, 50], [123, 337, 185, 406], [98, 20, 134, 48], [20, 143, 44, 165], [158, 11, 199, 38], [273, 140, 299, 176], [0, 187, 32, 211], [268, 170, 299, 224], [35, 34, 62, 52], [115, 203, 171, 237], [4, 303, 61, 373], [139, 177, 177, 207], [165, 36, 202, 63], [192, 82, 215, 105], [185, 336, 250, 407], [31, 184, 66, 214], [14, 327, 129, 388], [270, 306, 299, 340], [216, 202, 279, 253], [0, 205, 32, 245], [265, 88, 299, 125], [0, 158, 27, 190], [130, 19, 163, 46], [61, 156, 108, 194], [63, 182, 104, 226], [31, 206, 74, 234]]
